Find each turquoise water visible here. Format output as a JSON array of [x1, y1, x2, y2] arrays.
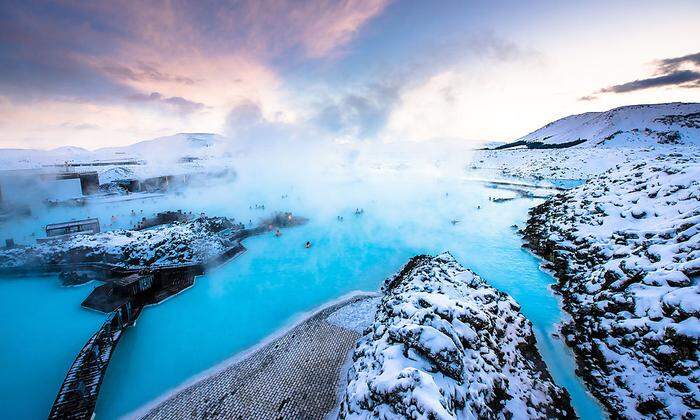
[[0, 277, 104, 417], [0, 172, 603, 419]]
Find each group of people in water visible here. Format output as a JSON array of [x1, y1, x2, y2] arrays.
[[271, 227, 312, 249]]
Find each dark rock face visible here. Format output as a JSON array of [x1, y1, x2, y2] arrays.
[[522, 154, 700, 419], [339, 253, 575, 419]]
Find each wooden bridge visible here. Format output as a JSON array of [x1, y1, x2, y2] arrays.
[[48, 303, 141, 419]]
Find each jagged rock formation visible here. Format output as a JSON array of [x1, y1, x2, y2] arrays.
[[339, 252, 574, 419], [0, 216, 243, 270], [523, 153, 700, 419]]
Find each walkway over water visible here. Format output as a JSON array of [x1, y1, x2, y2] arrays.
[[49, 303, 141, 419]]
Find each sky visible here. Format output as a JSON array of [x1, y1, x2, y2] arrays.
[[0, 0, 699, 149]]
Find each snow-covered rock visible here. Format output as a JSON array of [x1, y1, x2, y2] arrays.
[[0, 216, 242, 270], [470, 146, 677, 180], [339, 252, 574, 419], [523, 153, 700, 419]]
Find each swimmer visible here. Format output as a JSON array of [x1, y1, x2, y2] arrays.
[[305, 241, 312, 249], [275, 229, 282, 237]]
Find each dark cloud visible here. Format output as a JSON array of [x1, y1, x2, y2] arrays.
[[656, 52, 700, 74], [126, 92, 204, 114], [594, 51, 700, 95], [600, 70, 700, 93]]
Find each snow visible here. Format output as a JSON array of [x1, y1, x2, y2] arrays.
[[470, 145, 699, 181], [326, 297, 381, 333], [470, 103, 700, 181], [515, 102, 700, 148], [0, 216, 243, 269], [522, 153, 700, 418], [339, 253, 573, 419]]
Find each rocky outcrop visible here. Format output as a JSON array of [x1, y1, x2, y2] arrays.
[[0, 216, 243, 270], [522, 153, 700, 419], [339, 252, 574, 419]]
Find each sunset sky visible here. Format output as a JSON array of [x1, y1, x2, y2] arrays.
[[1, 0, 699, 149]]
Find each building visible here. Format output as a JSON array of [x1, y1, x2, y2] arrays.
[[113, 273, 154, 297], [44, 218, 101, 239]]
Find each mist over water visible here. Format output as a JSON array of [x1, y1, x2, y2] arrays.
[[0, 140, 602, 419]]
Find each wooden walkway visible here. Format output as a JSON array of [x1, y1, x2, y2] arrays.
[[49, 303, 141, 419]]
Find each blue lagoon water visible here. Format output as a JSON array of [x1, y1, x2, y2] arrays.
[[0, 172, 603, 419]]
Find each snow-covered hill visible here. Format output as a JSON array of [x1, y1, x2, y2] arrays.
[[94, 133, 230, 161], [499, 102, 700, 149], [0, 133, 232, 170]]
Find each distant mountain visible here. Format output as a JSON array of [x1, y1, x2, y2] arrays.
[[95, 133, 228, 159], [49, 146, 90, 155], [0, 133, 231, 170], [495, 102, 700, 150]]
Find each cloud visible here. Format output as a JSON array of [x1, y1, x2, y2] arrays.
[[0, 1, 389, 113], [60, 122, 101, 130], [101, 63, 196, 85], [594, 51, 700, 95], [126, 92, 204, 114], [655, 51, 700, 73], [313, 82, 400, 139], [599, 70, 700, 93], [225, 100, 265, 130], [578, 95, 597, 101]]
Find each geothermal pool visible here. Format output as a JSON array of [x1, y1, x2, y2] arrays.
[[0, 171, 603, 419]]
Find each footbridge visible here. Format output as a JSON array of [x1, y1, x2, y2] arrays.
[[48, 302, 141, 419]]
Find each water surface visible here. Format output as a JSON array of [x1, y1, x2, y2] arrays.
[[0, 172, 603, 419]]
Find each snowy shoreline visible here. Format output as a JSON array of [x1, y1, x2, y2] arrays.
[[522, 153, 700, 418]]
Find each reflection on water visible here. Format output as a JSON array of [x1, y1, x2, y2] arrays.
[[0, 171, 602, 419]]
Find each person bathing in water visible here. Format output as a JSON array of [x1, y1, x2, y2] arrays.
[[305, 241, 312, 249], [274, 229, 282, 237]]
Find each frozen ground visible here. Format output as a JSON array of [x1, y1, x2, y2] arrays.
[[523, 153, 700, 418], [470, 146, 700, 181], [340, 253, 575, 419]]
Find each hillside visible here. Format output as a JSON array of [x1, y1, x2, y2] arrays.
[[495, 102, 700, 150], [94, 133, 230, 161], [0, 133, 232, 170]]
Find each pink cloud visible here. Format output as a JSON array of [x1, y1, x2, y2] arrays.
[[229, 0, 392, 58]]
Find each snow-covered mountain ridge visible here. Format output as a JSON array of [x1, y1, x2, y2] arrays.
[[497, 102, 699, 149]]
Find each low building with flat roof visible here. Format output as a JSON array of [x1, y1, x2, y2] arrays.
[[43, 218, 100, 241]]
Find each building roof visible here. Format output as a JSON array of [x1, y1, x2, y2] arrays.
[[113, 274, 141, 287]]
